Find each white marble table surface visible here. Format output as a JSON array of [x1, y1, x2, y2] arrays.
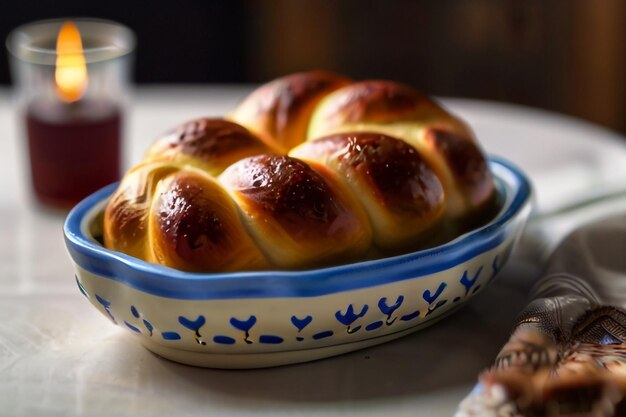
[[1, 86, 626, 417]]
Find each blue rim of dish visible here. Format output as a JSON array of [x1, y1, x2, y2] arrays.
[[64, 157, 532, 300]]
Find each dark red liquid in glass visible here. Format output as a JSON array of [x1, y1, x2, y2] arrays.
[[26, 101, 121, 208]]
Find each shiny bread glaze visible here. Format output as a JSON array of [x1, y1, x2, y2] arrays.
[[145, 118, 274, 176], [218, 153, 372, 269], [294, 133, 444, 215], [104, 163, 180, 260], [104, 71, 497, 272], [424, 128, 494, 209], [307, 78, 495, 218], [290, 133, 445, 250], [150, 170, 268, 272], [219, 155, 362, 240], [229, 71, 351, 151], [313, 80, 446, 127]]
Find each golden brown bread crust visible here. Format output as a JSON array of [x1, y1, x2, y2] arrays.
[[424, 128, 494, 210], [228, 70, 351, 152], [219, 155, 371, 268], [290, 133, 445, 250], [308, 80, 495, 217], [103, 163, 179, 260], [104, 71, 497, 272], [149, 170, 268, 272], [104, 164, 269, 272], [311, 80, 448, 127], [145, 118, 275, 176]]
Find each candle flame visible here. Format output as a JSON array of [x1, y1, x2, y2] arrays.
[[55, 21, 88, 103]]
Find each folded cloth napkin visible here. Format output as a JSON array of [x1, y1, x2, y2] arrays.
[[456, 213, 626, 417]]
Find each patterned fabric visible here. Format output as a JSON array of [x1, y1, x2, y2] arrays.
[[457, 214, 626, 417]]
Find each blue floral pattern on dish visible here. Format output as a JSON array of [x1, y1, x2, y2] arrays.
[[86, 257, 500, 347]]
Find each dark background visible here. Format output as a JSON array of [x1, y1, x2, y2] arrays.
[[2, 0, 625, 134]]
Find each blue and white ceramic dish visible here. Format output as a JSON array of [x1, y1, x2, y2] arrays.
[[64, 158, 532, 369]]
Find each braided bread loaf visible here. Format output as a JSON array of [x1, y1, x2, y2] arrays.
[[104, 71, 496, 272]]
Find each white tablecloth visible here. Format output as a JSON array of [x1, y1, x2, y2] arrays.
[[1, 86, 626, 417]]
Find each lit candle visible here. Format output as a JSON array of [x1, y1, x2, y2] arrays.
[[7, 19, 135, 209]]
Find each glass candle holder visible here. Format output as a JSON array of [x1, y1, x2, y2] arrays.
[[6, 18, 135, 209]]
